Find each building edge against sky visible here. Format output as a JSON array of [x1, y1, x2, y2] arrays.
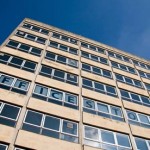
[[0, 18, 150, 150]]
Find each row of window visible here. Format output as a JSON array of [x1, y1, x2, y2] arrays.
[[52, 32, 78, 45], [33, 84, 78, 109], [6, 40, 42, 56], [15, 31, 46, 45], [0, 73, 30, 95], [39, 65, 78, 85], [133, 60, 150, 70], [0, 53, 37, 73], [49, 41, 78, 55], [83, 97, 150, 128], [45, 51, 78, 68], [23, 23, 49, 35]]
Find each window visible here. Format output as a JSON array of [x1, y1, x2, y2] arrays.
[[15, 31, 46, 44], [0, 53, 37, 73], [115, 73, 143, 88], [81, 51, 108, 65], [120, 89, 150, 107], [39, 65, 78, 86], [0, 143, 8, 150], [22, 110, 78, 143], [111, 61, 136, 74], [45, 51, 78, 68], [0, 73, 30, 95], [138, 70, 150, 79], [6, 40, 42, 56], [32, 84, 78, 109], [82, 78, 117, 97], [52, 32, 78, 44], [133, 60, 150, 70], [81, 42, 105, 54], [108, 51, 130, 63], [84, 125, 132, 150], [23, 23, 49, 35], [126, 110, 150, 128], [49, 41, 78, 55], [14, 147, 27, 150], [134, 137, 150, 150], [145, 83, 150, 91], [83, 98, 124, 122], [0, 101, 21, 127]]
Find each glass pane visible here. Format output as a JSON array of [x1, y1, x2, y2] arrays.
[[62, 120, 77, 135], [116, 134, 130, 147], [83, 79, 92, 87], [57, 55, 66, 63], [83, 99, 95, 109], [81, 51, 89, 58], [52, 33, 60, 38], [106, 86, 116, 94], [111, 61, 118, 67], [135, 138, 148, 150], [34, 85, 48, 96], [101, 131, 115, 144], [32, 26, 40, 32], [111, 106, 122, 117], [127, 110, 138, 121], [0, 75, 14, 85], [67, 74, 77, 83], [128, 67, 135, 73], [69, 48, 77, 54], [50, 89, 63, 100], [7, 40, 19, 47], [14, 79, 29, 90], [124, 77, 133, 84], [61, 35, 69, 41], [44, 116, 60, 131], [97, 103, 109, 113], [84, 126, 99, 140], [59, 45, 68, 51], [0, 144, 8, 150], [10, 57, 23, 66], [65, 94, 77, 105], [103, 70, 111, 78], [25, 110, 42, 126], [131, 93, 140, 101], [24, 61, 36, 70], [138, 114, 150, 124], [120, 64, 127, 70], [115, 74, 124, 81], [37, 37, 46, 44], [46, 52, 56, 60], [50, 41, 58, 48], [19, 44, 30, 51], [94, 82, 104, 91], [54, 70, 65, 78], [82, 64, 91, 71], [26, 34, 36, 40], [40, 66, 52, 75], [134, 80, 142, 87], [91, 55, 98, 61], [93, 67, 101, 74], [1, 104, 20, 120], [120, 90, 130, 98], [100, 57, 107, 64], [0, 53, 10, 62], [141, 96, 150, 104], [68, 59, 78, 67], [31, 47, 42, 55]]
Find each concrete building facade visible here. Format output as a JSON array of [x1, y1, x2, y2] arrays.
[[0, 18, 150, 150]]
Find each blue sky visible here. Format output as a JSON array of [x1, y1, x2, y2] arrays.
[[0, 0, 150, 60]]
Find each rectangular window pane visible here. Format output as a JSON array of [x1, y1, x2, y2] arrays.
[[101, 131, 115, 144]]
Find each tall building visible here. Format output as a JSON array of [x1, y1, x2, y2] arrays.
[[0, 18, 150, 150]]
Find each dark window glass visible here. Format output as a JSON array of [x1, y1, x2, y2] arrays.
[[37, 37, 46, 44], [52, 33, 60, 38], [24, 61, 36, 70], [16, 31, 26, 37], [111, 106, 122, 117], [97, 48, 105, 53], [34, 85, 48, 96], [116, 134, 130, 147], [120, 64, 127, 70], [83, 79, 92, 87], [93, 67, 101, 74], [101, 131, 115, 144], [46, 52, 56, 60], [31, 47, 42, 55], [25, 111, 42, 126], [54, 70, 65, 79], [23, 24, 31, 29], [10, 57, 23, 66], [127, 111, 138, 121], [124, 77, 133, 84], [106, 86, 116, 94], [65, 94, 77, 105], [57, 55, 66, 63], [0, 144, 8, 150], [50, 41, 58, 48], [139, 114, 150, 124], [141, 96, 150, 104], [59, 45, 68, 51], [94, 82, 104, 91], [69, 48, 78, 54], [14, 79, 29, 90], [26, 34, 36, 40], [44, 116, 60, 131], [100, 57, 107, 64], [1, 104, 20, 120], [70, 38, 77, 44], [83, 99, 95, 109], [134, 80, 142, 87], [111, 61, 118, 67], [135, 138, 148, 150], [81, 51, 89, 58], [128, 67, 135, 74], [103, 70, 111, 78], [120, 90, 130, 98], [61, 35, 69, 41], [0, 75, 14, 86], [82, 64, 91, 71], [32, 26, 40, 32], [68, 59, 78, 67], [50, 89, 63, 100], [91, 55, 98, 61], [81, 43, 88, 48], [108, 51, 114, 57], [40, 66, 52, 76], [67, 74, 77, 83], [97, 103, 109, 113], [123, 56, 130, 62], [41, 29, 49, 35], [0, 53, 10, 62], [89, 45, 96, 51], [131, 93, 140, 101], [19, 44, 30, 52], [116, 74, 124, 81], [7, 40, 19, 48], [116, 54, 122, 60]]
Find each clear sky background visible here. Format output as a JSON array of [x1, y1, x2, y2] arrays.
[[0, 0, 150, 60]]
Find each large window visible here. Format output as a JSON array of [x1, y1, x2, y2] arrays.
[[0, 143, 8, 150], [108, 51, 130, 63], [134, 137, 150, 150], [15, 31, 46, 45], [0, 73, 30, 95], [138, 70, 150, 79], [120, 89, 150, 107], [23, 23, 49, 35], [0, 53, 37, 73], [81, 51, 108, 65], [81, 42, 105, 54], [32, 84, 78, 109], [0, 101, 21, 127], [39, 65, 78, 86], [84, 125, 132, 150], [83, 98, 124, 122], [52, 32, 78, 45], [126, 110, 150, 128], [145, 83, 150, 91], [133, 60, 150, 70], [49, 41, 78, 55], [45, 51, 78, 68], [22, 110, 78, 143], [82, 63, 112, 79], [82, 78, 117, 97], [115, 73, 143, 88], [111, 61, 136, 74], [6, 40, 42, 56]]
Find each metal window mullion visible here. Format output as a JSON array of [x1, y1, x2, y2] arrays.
[[7, 55, 13, 64], [21, 60, 26, 69], [51, 68, 55, 78], [35, 37, 38, 42], [24, 33, 28, 39], [103, 84, 107, 94], [57, 43, 60, 49], [11, 78, 17, 89], [17, 43, 21, 49], [40, 114, 45, 134], [64, 72, 67, 83], [114, 133, 118, 147], [0, 102, 5, 114], [29, 47, 32, 53]]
